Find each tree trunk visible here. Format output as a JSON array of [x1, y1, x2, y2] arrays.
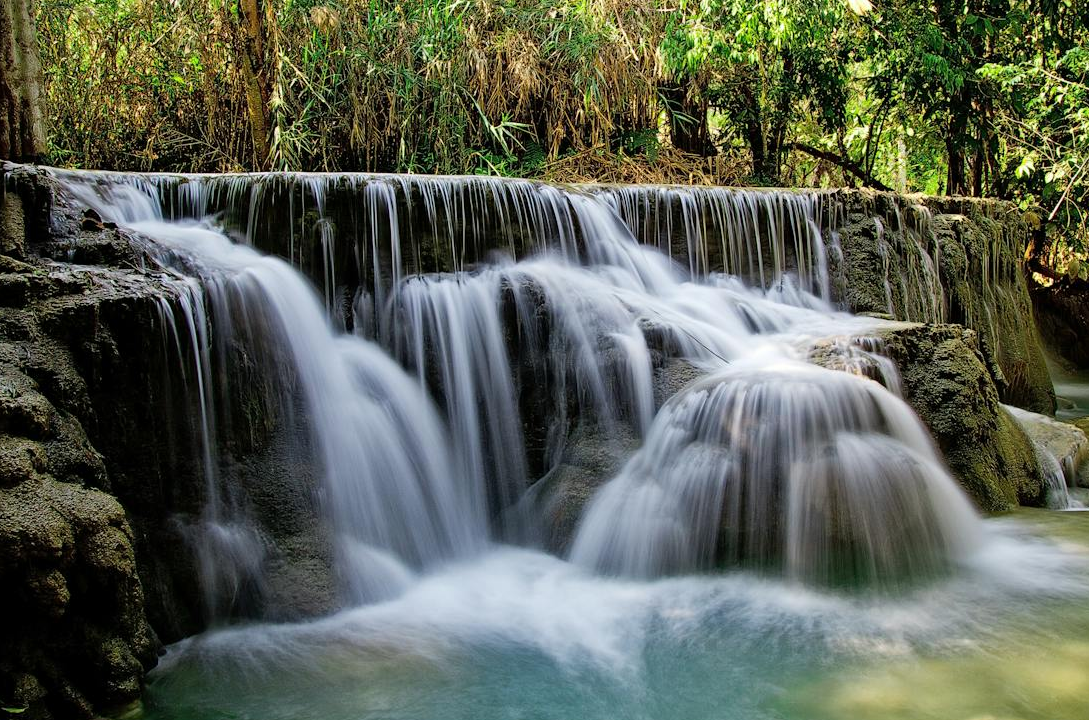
[[766, 117, 788, 185], [763, 52, 795, 185], [234, 0, 271, 169], [945, 85, 972, 195], [945, 129, 968, 195], [0, 0, 47, 162], [738, 79, 769, 182]]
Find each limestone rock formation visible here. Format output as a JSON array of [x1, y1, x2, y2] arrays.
[[873, 323, 1046, 511], [1006, 405, 1089, 488], [530, 359, 704, 554], [0, 253, 162, 717], [831, 193, 1054, 414]]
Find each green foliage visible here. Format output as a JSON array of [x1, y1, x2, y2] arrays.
[[981, 46, 1089, 248], [658, 0, 859, 182], [33, 0, 1089, 255], [40, 0, 666, 174]]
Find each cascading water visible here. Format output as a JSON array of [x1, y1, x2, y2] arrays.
[[569, 357, 981, 587], [56, 168, 986, 591], [41, 168, 1089, 720], [64, 179, 487, 609]]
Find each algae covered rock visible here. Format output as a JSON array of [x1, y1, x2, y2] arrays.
[[0, 357, 159, 719], [831, 192, 1054, 414], [528, 422, 640, 555], [876, 323, 1046, 511], [0, 475, 157, 719], [0, 177, 162, 719], [931, 212, 1053, 414]]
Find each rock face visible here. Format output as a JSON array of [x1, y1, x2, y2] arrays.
[[1032, 277, 1089, 371], [0, 479, 155, 719], [873, 323, 1046, 511], [528, 422, 640, 555], [831, 193, 1054, 414], [0, 226, 164, 715], [1005, 406, 1089, 488]]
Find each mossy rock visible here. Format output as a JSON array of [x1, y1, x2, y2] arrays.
[[877, 323, 1045, 511], [831, 194, 1054, 414]]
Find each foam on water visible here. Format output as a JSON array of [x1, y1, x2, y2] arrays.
[[143, 520, 1089, 720]]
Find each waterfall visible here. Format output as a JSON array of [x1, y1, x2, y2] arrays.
[[569, 358, 982, 588], [50, 170, 1021, 340], [50, 168, 990, 611], [62, 180, 487, 612]]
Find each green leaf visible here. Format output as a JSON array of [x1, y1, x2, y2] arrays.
[[1016, 155, 1036, 179]]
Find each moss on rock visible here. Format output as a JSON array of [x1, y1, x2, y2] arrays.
[[0, 181, 162, 720], [831, 192, 1054, 414], [876, 323, 1045, 511]]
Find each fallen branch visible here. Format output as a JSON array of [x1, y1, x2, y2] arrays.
[[784, 142, 893, 191]]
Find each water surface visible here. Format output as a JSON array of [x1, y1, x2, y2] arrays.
[[144, 510, 1089, 720]]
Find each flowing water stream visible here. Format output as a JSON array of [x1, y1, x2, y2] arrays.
[[51, 170, 1089, 720]]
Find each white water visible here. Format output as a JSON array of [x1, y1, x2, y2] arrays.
[[64, 180, 486, 609], [48, 168, 1089, 720], [57, 169, 989, 598], [570, 358, 981, 586], [142, 526, 1089, 720]]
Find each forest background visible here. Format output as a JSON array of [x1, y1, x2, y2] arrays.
[[26, 0, 1089, 255]]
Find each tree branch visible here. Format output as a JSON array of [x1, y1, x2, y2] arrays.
[[783, 142, 892, 191]]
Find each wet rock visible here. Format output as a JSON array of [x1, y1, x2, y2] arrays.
[[0, 190, 27, 260], [222, 431, 338, 621], [832, 194, 1054, 414], [529, 355, 721, 555], [43, 414, 108, 487], [875, 323, 1046, 511], [652, 357, 708, 408], [0, 437, 46, 487], [80, 209, 103, 232], [0, 478, 156, 719], [1004, 407, 1089, 489], [0, 179, 166, 719], [261, 530, 338, 621], [0, 380, 55, 439], [528, 422, 640, 555]]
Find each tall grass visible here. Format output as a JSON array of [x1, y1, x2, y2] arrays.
[[40, 0, 677, 175]]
